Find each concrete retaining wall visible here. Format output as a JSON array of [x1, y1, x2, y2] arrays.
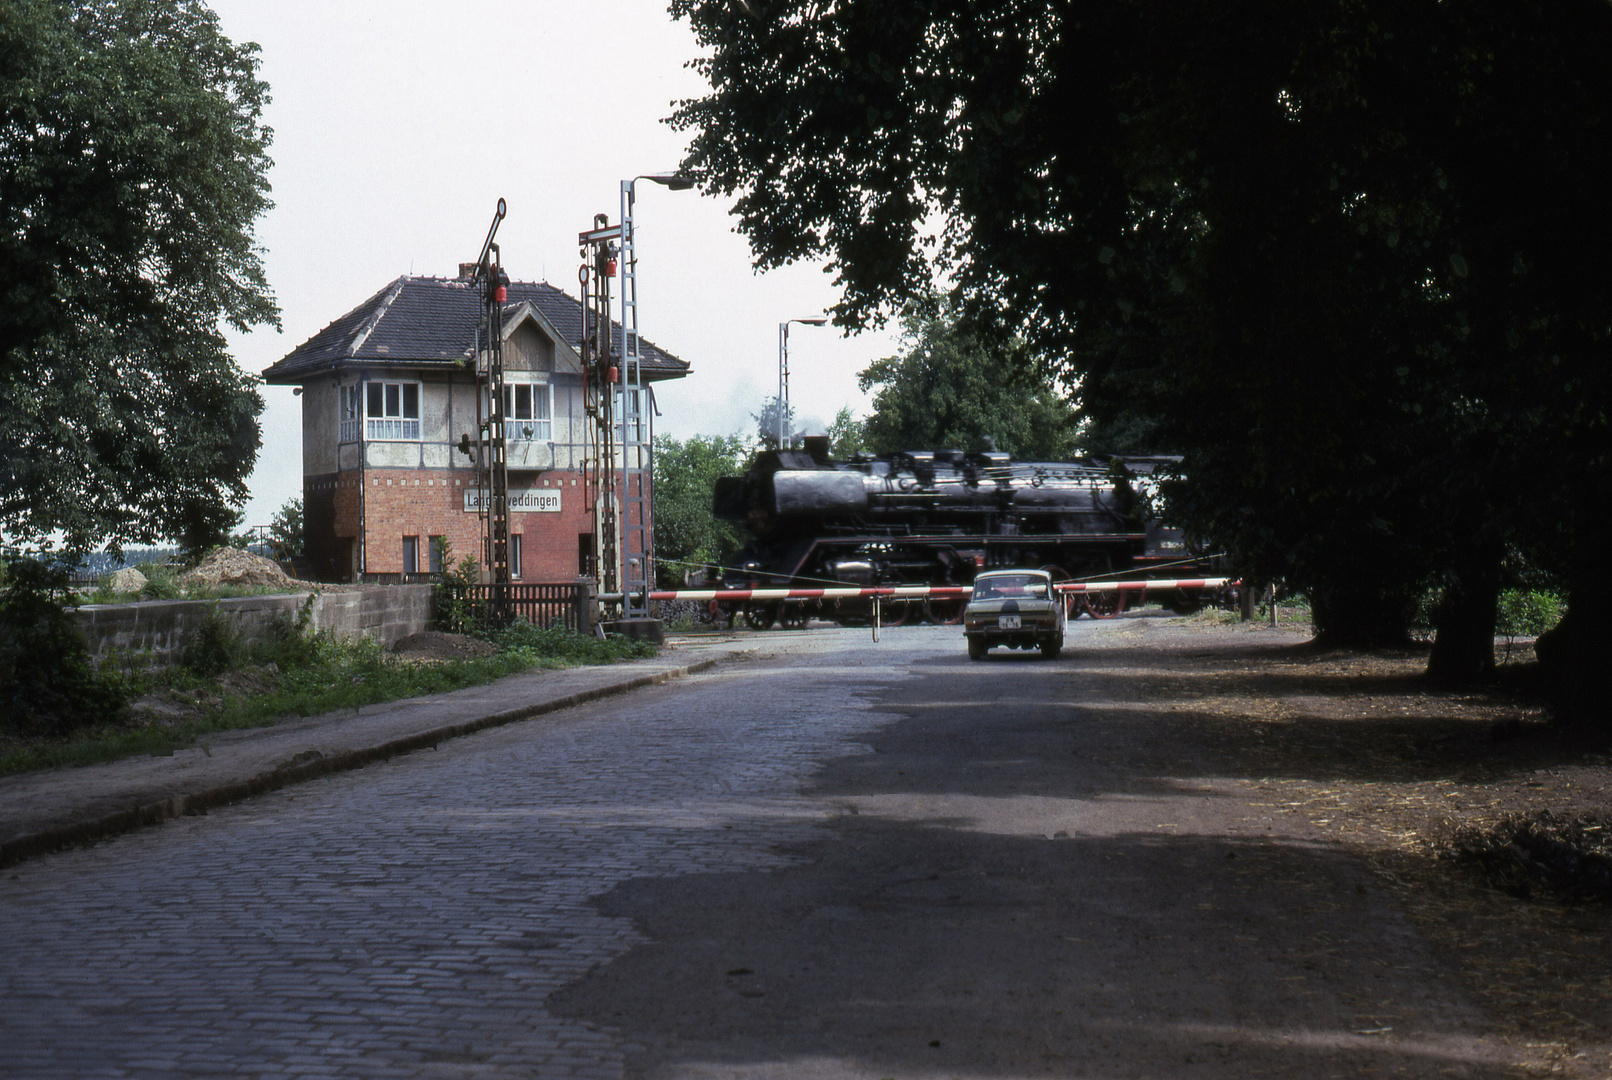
[[76, 585, 436, 668]]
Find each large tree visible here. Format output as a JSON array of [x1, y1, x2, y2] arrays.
[[0, 0, 277, 556], [653, 434, 749, 585], [858, 296, 1080, 458], [672, 1, 1612, 715]]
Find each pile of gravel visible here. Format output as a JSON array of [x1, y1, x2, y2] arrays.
[[179, 548, 304, 590], [392, 631, 498, 663], [106, 566, 148, 592]]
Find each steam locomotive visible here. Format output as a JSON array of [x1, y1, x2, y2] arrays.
[[707, 436, 1217, 627]]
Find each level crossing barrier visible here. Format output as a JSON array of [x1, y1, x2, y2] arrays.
[[600, 577, 1236, 642], [598, 578, 1235, 605]]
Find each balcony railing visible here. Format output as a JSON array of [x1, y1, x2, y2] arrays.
[[504, 419, 552, 443], [366, 417, 420, 441]]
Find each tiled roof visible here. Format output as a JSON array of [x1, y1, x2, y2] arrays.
[[262, 276, 690, 383]]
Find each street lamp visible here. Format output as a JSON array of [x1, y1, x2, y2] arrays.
[[615, 172, 691, 619], [634, 172, 694, 191], [778, 317, 827, 448]]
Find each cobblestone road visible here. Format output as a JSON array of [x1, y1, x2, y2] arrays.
[[0, 621, 1551, 1079], [0, 630, 902, 1079]]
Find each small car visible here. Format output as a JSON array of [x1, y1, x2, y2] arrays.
[[963, 569, 1066, 660]]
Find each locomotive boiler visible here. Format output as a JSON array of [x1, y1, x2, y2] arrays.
[[709, 436, 1206, 627]]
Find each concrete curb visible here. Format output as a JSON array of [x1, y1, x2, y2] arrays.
[[0, 652, 744, 869]]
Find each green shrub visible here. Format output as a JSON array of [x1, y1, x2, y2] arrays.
[[434, 545, 483, 633], [140, 571, 181, 600], [1413, 585, 1564, 639], [183, 605, 244, 676], [248, 595, 322, 669], [1496, 589, 1565, 638], [492, 619, 656, 663], [1410, 586, 1443, 636], [0, 555, 128, 736]]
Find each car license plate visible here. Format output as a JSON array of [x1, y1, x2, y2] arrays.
[[998, 615, 1021, 630]]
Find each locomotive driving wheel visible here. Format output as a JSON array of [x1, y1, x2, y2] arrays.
[[883, 598, 916, 626], [924, 598, 965, 624], [1081, 591, 1127, 619], [706, 600, 735, 631], [777, 602, 810, 630], [742, 601, 779, 631]]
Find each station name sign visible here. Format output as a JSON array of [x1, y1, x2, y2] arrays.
[[463, 488, 561, 513]]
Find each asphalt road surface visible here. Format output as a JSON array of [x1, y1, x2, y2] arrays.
[[0, 619, 1532, 1078]]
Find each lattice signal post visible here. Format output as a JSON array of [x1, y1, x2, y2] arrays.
[[468, 199, 513, 616], [577, 216, 621, 600], [616, 179, 652, 621], [577, 175, 690, 620]]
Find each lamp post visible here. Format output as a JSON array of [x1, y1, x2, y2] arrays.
[[778, 317, 827, 448], [616, 172, 691, 620]]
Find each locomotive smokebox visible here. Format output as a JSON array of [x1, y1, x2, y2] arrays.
[[770, 470, 870, 517]]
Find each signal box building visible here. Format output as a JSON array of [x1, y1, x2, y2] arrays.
[[262, 271, 690, 582]]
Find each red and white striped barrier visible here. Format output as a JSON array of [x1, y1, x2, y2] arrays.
[[598, 577, 1235, 604], [1055, 578, 1231, 594]]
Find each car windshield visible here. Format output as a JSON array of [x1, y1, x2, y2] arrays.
[[971, 575, 1048, 600]]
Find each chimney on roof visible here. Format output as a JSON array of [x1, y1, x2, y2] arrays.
[[457, 262, 479, 281]]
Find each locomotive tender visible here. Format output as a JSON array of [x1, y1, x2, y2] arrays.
[[710, 436, 1205, 626]]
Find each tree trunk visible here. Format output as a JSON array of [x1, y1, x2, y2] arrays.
[[1536, 572, 1612, 729], [1426, 561, 1500, 684], [1309, 581, 1414, 647]]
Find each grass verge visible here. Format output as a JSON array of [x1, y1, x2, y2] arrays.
[[0, 621, 655, 778]]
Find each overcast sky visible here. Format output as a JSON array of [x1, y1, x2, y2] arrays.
[[208, 0, 904, 528]]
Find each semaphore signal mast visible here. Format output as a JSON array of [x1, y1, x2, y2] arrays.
[[577, 215, 621, 600], [468, 198, 512, 619]]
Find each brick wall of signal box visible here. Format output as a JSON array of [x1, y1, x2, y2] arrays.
[[354, 468, 594, 579]]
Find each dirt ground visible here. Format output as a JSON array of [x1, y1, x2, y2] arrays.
[[1159, 615, 1612, 1068], [391, 630, 498, 663]]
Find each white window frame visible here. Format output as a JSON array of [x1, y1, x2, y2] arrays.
[[365, 379, 422, 441], [501, 379, 552, 443], [339, 384, 362, 444], [615, 387, 644, 443], [510, 534, 522, 579]]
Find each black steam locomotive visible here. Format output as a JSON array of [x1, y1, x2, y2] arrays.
[[708, 436, 1215, 627]]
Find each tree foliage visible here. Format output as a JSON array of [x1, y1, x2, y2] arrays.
[[0, 555, 127, 736], [751, 396, 794, 450], [0, 0, 277, 556], [268, 496, 304, 558], [653, 434, 749, 585], [825, 406, 865, 458], [673, 1, 1612, 699], [858, 297, 1080, 458]]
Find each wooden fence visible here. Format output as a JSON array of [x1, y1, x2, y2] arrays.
[[438, 581, 590, 633], [361, 572, 442, 586]]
